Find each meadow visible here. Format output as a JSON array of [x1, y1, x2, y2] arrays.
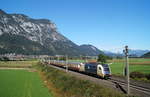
[[108, 58, 150, 75], [0, 60, 38, 67], [0, 69, 53, 97]]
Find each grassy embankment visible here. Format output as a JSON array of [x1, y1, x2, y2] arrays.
[[37, 62, 135, 97]]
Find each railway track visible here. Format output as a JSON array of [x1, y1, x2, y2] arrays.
[[45, 63, 150, 97], [110, 78, 150, 96]]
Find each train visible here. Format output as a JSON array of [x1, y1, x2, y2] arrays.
[[44, 60, 111, 79]]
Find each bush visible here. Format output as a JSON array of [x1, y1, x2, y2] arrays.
[[146, 74, 150, 80], [130, 72, 145, 79], [130, 72, 150, 79]]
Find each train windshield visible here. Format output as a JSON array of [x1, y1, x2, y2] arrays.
[[102, 64, 109, 67], [104, 68, 110, 71]]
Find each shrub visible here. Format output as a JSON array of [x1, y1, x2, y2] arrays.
[[130, 72, 150, 82], [146, 74, 150, 80], [130, 72, 145, 78]]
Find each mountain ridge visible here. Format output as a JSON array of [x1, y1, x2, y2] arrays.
[[103, 49, 149, 57]]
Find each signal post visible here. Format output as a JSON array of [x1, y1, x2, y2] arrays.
[[123, 46, 130, 95]]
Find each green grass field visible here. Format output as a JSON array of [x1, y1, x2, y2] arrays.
[[0, 70, 53, 97], [108, 58, 150, 75]]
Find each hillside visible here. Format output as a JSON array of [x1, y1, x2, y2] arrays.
[[142, 52, 150, 58], [103, 49, 149, 57], [0, 33, 51, 55], [129, 49, 149, 57], [79, 44, 103, 56]]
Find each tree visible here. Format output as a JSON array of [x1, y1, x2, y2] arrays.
[[97, 54, 107, 64]]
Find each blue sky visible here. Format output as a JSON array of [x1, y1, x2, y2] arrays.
[[1, 0, 150, 52]]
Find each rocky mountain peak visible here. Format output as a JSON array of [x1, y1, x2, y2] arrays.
[[0, 10, 69, 44]]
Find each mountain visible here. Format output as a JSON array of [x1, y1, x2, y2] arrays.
[[103, 49, 149, 57], [128, 50, 149, 57], [0, 33, 51, 55], [0, 9, 102, 56], [103, 50, 123, 57], [141, 52, 150, 58], [79, 45, 103, 56]]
